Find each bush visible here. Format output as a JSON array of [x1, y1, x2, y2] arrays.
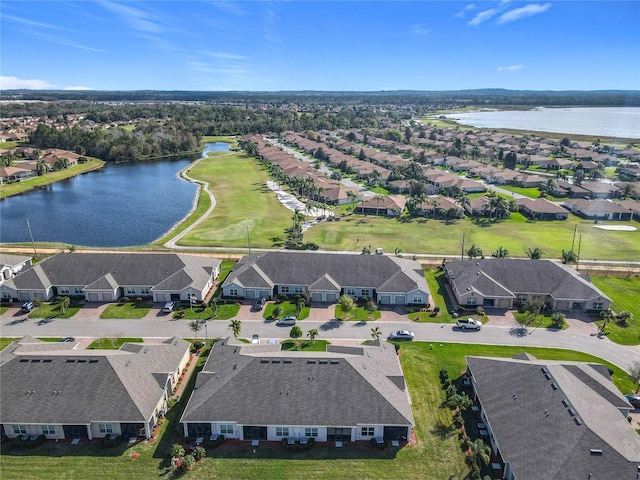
[[439, 368, 450, 384], [121, 297, 130, 303], [194, 341, 204, 350], [136, 297, 143, 303], [475, 306, 485, 316], [433, 306, 440, 313], [193, 446, 206, 460], [170, 443, 185, 458], [277, 294, 287, 303], [180, 454, 195, 471]]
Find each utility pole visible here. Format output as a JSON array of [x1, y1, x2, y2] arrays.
[[247, 225, 252, 254], [576, 235, 582, 269], [571, 224, 578, 252], [460, 233, 465, 261], [26, 219, 37, 256]]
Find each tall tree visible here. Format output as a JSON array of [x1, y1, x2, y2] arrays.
[[466, 244, 483, 260], [188, 319, 203, 343], [228, 319, 242, 338], [57, 296, 71, 315], [306, 328, 319, 344]]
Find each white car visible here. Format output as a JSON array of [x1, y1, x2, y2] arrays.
[[388, 330, 415, 341], [456, 318, 482, 330], [251, 334, 260, 344]]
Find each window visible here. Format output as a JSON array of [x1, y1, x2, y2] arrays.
[[466, 297, 478, 305], [229, 288, 238, 297], [59, 287, 70, 294], [220, 424, 234, 435], [13, 425, 27, 435], [98, 424, 113, 434], [305, 428, 318, 437], [74, 287, 83, 294], [361, 427, 375, 437], [2, 291, 11, 299], [293, 286, 303, 294], [126, 288, 136, 295], [517, 294, 527, 303], [275, 427, 289, 437], [345, 288, 356, 296], [281, 286, 290, 293], [412, 295, 422, 304], [42, 425, 55, 435], [592, 302, 603, 310], [361, 289, 371, 297], [141, 288, 150, 295]]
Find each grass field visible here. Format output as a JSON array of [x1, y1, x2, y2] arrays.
[[591, 276, 640, 345], [100, 301, 152, 319], [27, 301, 83, 320], [0, 341, 634, 480], [0, 158, 105, 199], [335, 305, 381, 321], [263, 301, 310, 321], [0, 338, 18, 350], [87, 337, 144, 349]]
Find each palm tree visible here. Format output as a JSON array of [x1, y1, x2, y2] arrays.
[[346, 190, 358, 212], [306, 328, 319, 344], [599, 309, 615, 332], [58, 296, 71, 315], [228, 319, 242, 338], [526, 247, 545, 260], [296, 297, 306, 316], [32, 297, 43, 316], [374, 194, 386, 216], [561, 249, 579, 265], [466, 438, 492, 470], [492, 246, 509, 258], [370, 326, 382, 340], [466, 244, 483, 260], [188, 319, 203, 343]]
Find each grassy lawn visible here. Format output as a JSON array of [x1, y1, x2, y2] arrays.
[[0, 158, 105, 199], [281, 339, 330, 351], [412, 269, 454, 323], [0, 305, 8, 315], [513, 311, 568, 330], [176, 152, 294, 248], [174, 303, 241, 321], [100, 301, 152, 319], [0, 341, 635, 479], [335, 305, 381, 321], [263, 301, 310, 321], [87, 337, 144, 349], [27, 300, 83, 319], [591, 276, 640, 345], [0, 338, 18, 350]]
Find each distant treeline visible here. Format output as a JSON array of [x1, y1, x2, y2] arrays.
[[2, 88, 639, 106]]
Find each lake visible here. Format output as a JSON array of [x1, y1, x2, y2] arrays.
[[443, 107, 640, 139], [0, 142, 229, 247]]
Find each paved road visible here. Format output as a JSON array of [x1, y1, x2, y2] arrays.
[[3, 314, 639, 372]]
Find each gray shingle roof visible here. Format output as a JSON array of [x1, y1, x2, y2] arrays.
[[181, 338, 414, 427], [0, 337, 189, 425], [466, 356, 640, 480]]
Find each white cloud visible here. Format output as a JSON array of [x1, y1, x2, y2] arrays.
[[497, 3, 551, 24], [411, 24, 429, 36], [497, 65, 524, 72], [468, 8, 500, 26], [0, 76, 56, 90], [99, 1, 164, 33], [454, 4, 476, 19], [204, 51, 248, 60]]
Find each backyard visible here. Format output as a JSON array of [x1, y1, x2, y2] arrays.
[[0, 340, 635, 480]]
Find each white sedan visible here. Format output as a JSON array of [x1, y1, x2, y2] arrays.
[[388, 330, 415, 341]]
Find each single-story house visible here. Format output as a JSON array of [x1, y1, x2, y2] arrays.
[[562, 199, 633, 221], [616, 199, 640, 221], [221, 251, 430, 306], [581, 181, 619, 199], [466, 354, 640, 480], [415, 196, 464, 218], [1, 252, 221, 303], [0, 336, 190, 441], [516, 198, 570, 220], [0, 254, 32, 286], [444, 259, 611, 311], [180, 337, 414, 443], [355, 195, 406, 216]]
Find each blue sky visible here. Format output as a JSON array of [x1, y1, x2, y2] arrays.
[[1, 1, 639, 91]]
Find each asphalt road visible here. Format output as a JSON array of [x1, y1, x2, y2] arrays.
[[3, 314, 639, 372]]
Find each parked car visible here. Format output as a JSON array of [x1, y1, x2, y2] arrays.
[[21, 301, 35, 313], [162, 301, 177, 313], [252, 297, 266, 311], [388, 330, 414, 341], [251, 334, 260, 344], [625, 393, 640, 409], [276, 316, 297, 326], [60, 337, 75, 343], [456, 318, 482, 330]]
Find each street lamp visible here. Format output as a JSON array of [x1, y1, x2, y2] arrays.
[[200, 320, 208, 343]]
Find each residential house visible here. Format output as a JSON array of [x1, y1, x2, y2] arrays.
[[516, 198, 570, 220], [1, 253, 221, 303], [0, 254, 32, 286], [180, 337, 414, 443], [221, 251, 430, 306], [466, 354, 640, 480], [0, 336, 190, 441], [581, 181, 619, 199], [616, 199, 640, 221], [415, 196, 464, 218], [355, 195, 406, 216], [562, 199, 633, 221], [549, 180, 590, 198], [444, 259, 611, 311]]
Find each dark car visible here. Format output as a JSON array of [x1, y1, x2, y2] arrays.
[[60, 337, 75, 343], [252, 297, 266, 311], [21, 301, 35, 313], [625, 394, 640, 409], [388, 330, 415, 341]]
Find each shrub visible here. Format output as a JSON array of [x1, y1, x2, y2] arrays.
[[550, 311, 566, 329], [446, 383, 457, 399], [433, 306, 440, 313], [170, 443, 185, 459], [122, 297, 130, 303], [193, 446, 206, 461], [136, 297, 143, 303], [180, 454, 195, 471], [439, 368, 450, 384], [277, 294, 287, 303], [475, 306, 485, 316], [194, 341, 204, 350]]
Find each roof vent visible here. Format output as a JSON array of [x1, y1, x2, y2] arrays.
[[574, 416, 583, 426], [551, 383, 558, 390], [568, 408, 576, 416], [562, 399, 569, 407], [544, 410, 550, 417], [43, 359, 52, 363], [512, 393, 517, 400], [19, 359, 29, 363], [590, 449, 602, 456], [283, 360, 292, 364]]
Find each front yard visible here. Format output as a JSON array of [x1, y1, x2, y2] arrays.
[[591, 276, 640, 345], [100, 300, 153, 319]]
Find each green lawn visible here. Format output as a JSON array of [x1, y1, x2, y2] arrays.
[[513, 311, 568, 330], [281, 339, 330, 351], [175, 152, 294, 248], [0, 306, 8, 315], [1, 341, 633, 479], [335, 305, 381, 321], [411, 269, 454, 323], [0, 338, 18, 350], [174, 303, 240, 321], [0, 158, 105, 199], [264, 301, 310, 320], [100, 301, 152, 319], [27, 301, 83, 320], [87, 337, 144, 349], [591, 276, 640, 345]]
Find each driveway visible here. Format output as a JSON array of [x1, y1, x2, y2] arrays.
[[486, 309, 600, 336]]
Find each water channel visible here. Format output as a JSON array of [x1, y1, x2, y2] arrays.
[[0, 142, 229, 248]]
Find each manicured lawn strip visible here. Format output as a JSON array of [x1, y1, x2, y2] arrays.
[[27, 301, 82, 320], [176, 153, 293, 248], [412, 269, 454, 323], [0, 306, 8, 315], [263, 302, 310, 320], [513, 311, 568, 330], [305, 213, 640, 262], [591, 276, 640, 346], [0, 158, 105, 199], [335, 305, 381, 321], [36, 337, 63, 342], [0, 338, 18, 350], [176, 303, 240, 321], [100, 302, 152, 319], [0, 341, 634, 479], [281, 339, 330, 351], [87, 337, 144, 349]]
